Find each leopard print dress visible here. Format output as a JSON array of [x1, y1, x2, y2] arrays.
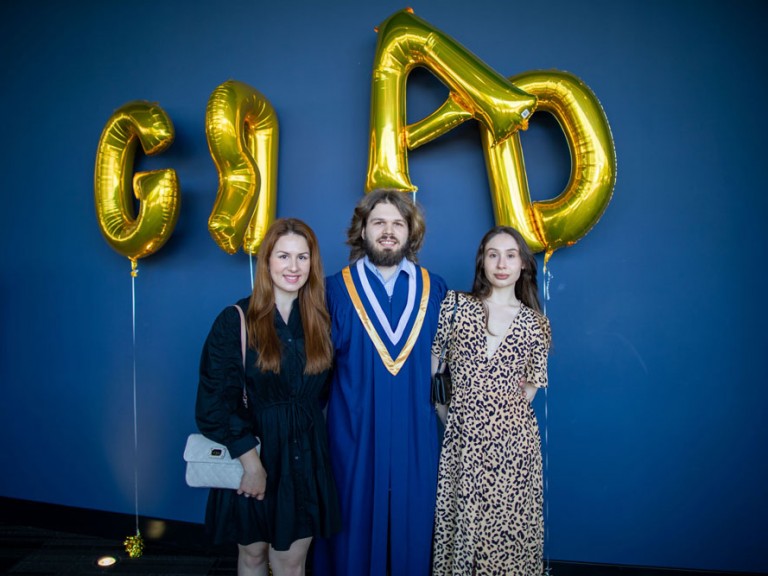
[[432, 290, 551, 576]]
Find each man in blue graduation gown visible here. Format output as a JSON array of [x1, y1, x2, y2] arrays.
[[313, 190, 447, 576]]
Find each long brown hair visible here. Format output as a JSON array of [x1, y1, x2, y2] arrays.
[[470, 226, 542, 313], [345, 189, 426, 263], [246, 218, 332, 374]]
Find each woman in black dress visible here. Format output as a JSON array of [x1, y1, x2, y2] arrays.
[[196, 218, 340, 576]]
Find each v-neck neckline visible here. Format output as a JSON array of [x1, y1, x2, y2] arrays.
[[485, 304, 524, 360]]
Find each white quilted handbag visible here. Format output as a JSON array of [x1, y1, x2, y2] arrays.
[[185, 304, 260, 490], [184, 434, 244, 489]]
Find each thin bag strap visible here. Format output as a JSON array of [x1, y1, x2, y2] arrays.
[[437, 293, 459, 371], [233, 304, 248, 408]]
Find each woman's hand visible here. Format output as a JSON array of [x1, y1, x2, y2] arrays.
[[435, 403, 448, 425], [519, 377, 538, 403], [238, 447, 267, 500]]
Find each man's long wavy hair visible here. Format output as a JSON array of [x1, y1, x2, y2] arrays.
[[246, 218, 333, 374], [471, 226, 542, 313], [345, 190, 426, 263]]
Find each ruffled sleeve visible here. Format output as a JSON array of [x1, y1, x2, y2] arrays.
[[195, 302, 259, 459], [431, 290, 458, 359], [525, 312, 551, 389]]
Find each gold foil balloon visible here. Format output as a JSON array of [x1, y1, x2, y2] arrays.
[[366, 8, 537, 193], [484, 70, 616, 259], [94, 101, 180, 271], [407, 70, 616, 258], [206, 80, 278, 255]]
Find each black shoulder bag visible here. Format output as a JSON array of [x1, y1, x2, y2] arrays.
[[431, 295, 459, 405]]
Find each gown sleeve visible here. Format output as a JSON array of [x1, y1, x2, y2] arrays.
[[195, 304, 259, 459], [525, 313, 552, 389]]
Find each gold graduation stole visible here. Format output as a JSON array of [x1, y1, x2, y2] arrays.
[[342, 264, 430, 375]]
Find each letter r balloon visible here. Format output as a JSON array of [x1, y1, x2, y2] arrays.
[[206, 80, 279, 256]]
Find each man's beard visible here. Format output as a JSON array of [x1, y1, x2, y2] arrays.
[[364, 235, 409, 267]]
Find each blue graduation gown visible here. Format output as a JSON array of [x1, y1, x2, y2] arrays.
[[313, 261, 447, 576]]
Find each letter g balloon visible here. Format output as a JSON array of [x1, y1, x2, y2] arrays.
[[94, 101, 180, 273]]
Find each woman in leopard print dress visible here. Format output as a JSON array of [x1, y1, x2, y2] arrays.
[[431, 226, 551, 576]]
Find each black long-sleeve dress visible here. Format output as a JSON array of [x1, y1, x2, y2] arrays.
[[196, 297, 340, 550]]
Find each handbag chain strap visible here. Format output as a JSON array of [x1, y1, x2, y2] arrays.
[[437, 294, 459, 372], [233, 304, 248, 408]]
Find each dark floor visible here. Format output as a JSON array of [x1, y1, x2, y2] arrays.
[[3, 523, 760, 576], [0, 523, 238, 575], [1, 499, 763, 575], [0, 496, 243, 575]]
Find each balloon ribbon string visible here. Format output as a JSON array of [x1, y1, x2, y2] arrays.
[[132, 270, 140, 536], [543, 262, 551, 314], [249, 254, 255, 292], [544, 385, 551, 575], [543, 263, 552, 575]]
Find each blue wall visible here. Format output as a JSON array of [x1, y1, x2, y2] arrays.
[[1, 0, 766, 572]]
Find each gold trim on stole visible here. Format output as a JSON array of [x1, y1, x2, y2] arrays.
[[342, 266, 431, 376]]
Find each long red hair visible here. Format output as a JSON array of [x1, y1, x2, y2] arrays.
[[246, 218, 332, 374]]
